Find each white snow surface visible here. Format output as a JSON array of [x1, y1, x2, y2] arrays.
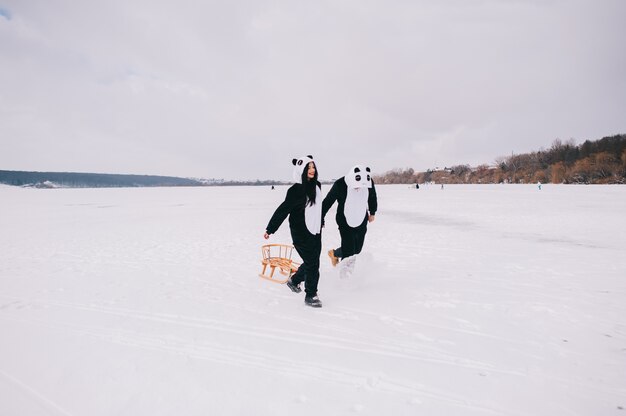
[[1, 184, 625, 416]]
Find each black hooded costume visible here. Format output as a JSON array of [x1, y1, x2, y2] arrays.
[[322, 165, 377, 261], [265, 156, 322, 298]]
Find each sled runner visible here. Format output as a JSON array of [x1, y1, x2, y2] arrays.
[[259, 244, 300, 284]]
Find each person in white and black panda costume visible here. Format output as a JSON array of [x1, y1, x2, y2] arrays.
[[264, 155, 324, 308], [322, 165, 378, 278]]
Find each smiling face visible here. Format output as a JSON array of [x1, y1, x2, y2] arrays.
[[307, 162, 316, 179], [292, 155, 316, 184]]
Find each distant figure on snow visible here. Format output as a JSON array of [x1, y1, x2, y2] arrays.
[[441, 183, 444, 190], [537, 182, 542, 190], [271, 185, 275, 190], [323, 165, 378, 279], [264, 155, 323, 308], [415, 183, 420, 189]]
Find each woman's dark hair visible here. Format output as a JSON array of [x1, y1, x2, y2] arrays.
[[301, 162, 318, 206]]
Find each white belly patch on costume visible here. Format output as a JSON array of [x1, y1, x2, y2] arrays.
[[344, 187, 368, 227], [304, 185, 322, 234]]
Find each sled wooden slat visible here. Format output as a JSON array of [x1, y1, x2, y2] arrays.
[[259, 244, 300, 284]]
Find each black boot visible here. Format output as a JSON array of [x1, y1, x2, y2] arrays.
[[304, 295, 322, 308], [286, 277, 302, 293]]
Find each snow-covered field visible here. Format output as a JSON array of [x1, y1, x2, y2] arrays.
[[1, 183, 624, 416]]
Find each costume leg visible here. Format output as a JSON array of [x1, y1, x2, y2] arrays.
[[290, 261, 306, 285], [339, 223, 366, 278], [338, 226, 357, 259], [354, 223, 368, 255], [303, 235, 321, 296], [292, 233, 322, 297]]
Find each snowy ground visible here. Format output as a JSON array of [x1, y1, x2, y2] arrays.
[[1, 183, 625, 416]]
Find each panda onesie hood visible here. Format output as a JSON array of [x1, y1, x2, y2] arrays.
[[265, 155, 323, 297], [322, 164, 378, 263]]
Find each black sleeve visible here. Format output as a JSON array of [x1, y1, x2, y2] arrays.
[[368, 180, 378, 215], [266, 185, 298, 234], [322, 180, 339, 219]]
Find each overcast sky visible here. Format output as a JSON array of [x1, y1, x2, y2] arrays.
[[1, 0, 625, 181]]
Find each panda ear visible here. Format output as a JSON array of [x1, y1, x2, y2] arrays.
[[307, 155, 313, 159], [354, 167, 360, 173], [366, 167, 371, 172], [292, 159, 298, 166]]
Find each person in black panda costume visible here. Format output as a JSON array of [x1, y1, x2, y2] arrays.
[[322, 165, 377, 278], [264, 155, 323, 308]]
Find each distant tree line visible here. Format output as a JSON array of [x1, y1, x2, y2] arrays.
[[0, 171, 207, 188], [374, 134, 626, 185], [0, 171, 287, 188]]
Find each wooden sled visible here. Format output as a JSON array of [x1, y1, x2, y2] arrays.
[[259, 244, 300, 284]]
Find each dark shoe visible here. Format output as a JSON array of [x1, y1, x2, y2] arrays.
[[286, 277, 302, 293], [304, 295, 322, 308], [328, 249, 339, 267]]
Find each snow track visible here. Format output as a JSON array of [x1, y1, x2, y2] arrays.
[[1, 184, 625, 415]]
